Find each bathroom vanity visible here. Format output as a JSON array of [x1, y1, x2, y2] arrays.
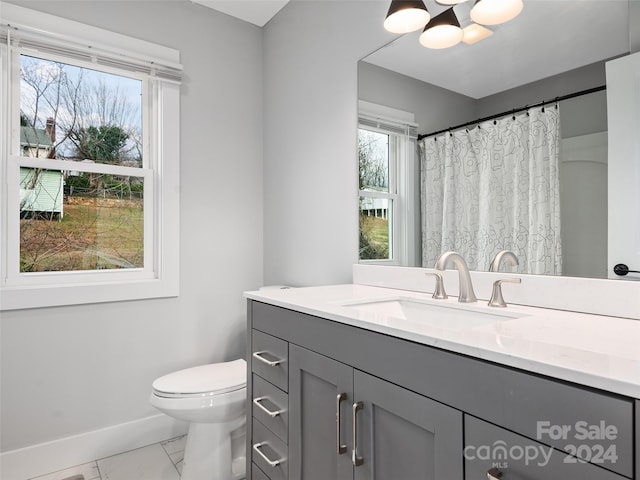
[[244, 283, 639, 480]]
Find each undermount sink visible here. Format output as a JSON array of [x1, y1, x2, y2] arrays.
[[340, 297, 525, 331]]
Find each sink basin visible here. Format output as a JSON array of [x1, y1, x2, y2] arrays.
[[341, 297, 524, 332]]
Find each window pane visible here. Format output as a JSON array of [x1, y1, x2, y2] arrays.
[[359, 197, 391, 260], [20, 168, 144, 272], [20, 55, 143, 166], [358, 128, 389, 192]]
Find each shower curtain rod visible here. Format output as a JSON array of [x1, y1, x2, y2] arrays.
[[417, 85, 606, 141]]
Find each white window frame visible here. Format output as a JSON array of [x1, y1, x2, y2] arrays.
[[0, 3, 181, 310], [358, 101, 418, 266]]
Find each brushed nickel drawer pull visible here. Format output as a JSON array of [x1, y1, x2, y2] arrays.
[[253, 396, 284, 418], [336, 392, 347, 454], [352, 401, 364, 467], [253, 441, 283, 467], [252, 351, 283, 367], [487, 467, 503, 480]]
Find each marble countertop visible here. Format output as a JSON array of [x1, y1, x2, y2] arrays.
[[245, 284, 640, 399]]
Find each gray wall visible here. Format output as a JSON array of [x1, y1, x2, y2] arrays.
[[476, 61, 607, 121], [262, 1, 395, 286], [358, 62, 477, 136], [1, 0, 264, 452]]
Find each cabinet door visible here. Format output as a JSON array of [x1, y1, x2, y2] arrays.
[[289, 344, 354, 480], [353, 370, 463, 480]]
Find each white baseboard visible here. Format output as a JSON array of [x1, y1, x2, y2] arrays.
[[0, 414, 188, 480]]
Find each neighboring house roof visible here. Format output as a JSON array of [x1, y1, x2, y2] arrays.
[[20, 126, 53, 147]]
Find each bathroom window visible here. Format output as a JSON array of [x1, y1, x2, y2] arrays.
[[358, 102, 418, 266], [359, 128, 396, 261], [0, 3, 181, 310]]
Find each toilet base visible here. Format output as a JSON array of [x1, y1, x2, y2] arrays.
[[180, 417, 246, 480]]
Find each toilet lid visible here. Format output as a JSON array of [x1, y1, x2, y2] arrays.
[[152, 359, 246, 396]]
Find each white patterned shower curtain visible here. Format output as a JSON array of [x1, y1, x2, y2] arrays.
[[420, 106, 562, 275]]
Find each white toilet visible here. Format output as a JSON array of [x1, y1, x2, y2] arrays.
[[150, 359, 247, 480]]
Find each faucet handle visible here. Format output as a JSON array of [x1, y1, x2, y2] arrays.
[[488, 278, 521, 308], [425, 272, 448, 300]]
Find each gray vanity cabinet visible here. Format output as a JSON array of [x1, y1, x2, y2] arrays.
[[288, 344, 462, 480], [247, 300, 636, 480]]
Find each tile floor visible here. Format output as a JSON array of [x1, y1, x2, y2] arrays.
[[28, 435, 186, 480]]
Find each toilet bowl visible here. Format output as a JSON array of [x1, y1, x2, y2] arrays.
[[150, 359, 247, 480]]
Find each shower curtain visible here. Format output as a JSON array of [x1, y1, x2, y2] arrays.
[[420, 106, 562, 275]]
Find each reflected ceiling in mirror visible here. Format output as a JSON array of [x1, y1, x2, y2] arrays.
[[366, 0, 629, 98]]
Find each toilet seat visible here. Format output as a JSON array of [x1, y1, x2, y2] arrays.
[[152, 359, 246, 399]]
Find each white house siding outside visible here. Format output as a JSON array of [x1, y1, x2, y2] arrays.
[[19, 125, 63, 218], [360, 196, 388, 219], [19, 167, 64, 219]]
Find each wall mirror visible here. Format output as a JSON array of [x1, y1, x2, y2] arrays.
[[358, 0, 637, 281]]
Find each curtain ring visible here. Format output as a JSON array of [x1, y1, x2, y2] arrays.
[[493, 119, 497, 125]]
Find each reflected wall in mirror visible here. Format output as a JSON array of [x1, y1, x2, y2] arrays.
[[358, 0, 635, 280]]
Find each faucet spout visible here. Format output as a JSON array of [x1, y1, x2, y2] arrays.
[[434, 251, 478, 303], [489, 250, 519, 272]]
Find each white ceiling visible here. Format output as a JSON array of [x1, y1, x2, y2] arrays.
[[191, 0, 289, 27], [364, 0, 630, 99], [192, 0, 630, 99]]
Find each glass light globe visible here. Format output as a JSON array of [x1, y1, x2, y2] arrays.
[[419, 24, 464, 49], [470, 0, 523, 26]]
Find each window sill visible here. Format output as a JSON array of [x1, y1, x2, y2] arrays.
[[0, 277, 179, 310]]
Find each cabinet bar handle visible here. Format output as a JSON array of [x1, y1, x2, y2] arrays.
[[253, 396, 284, 418], [352, 402, 364, 467], [252, 351, 283, 366], [487, 467, 503, 480], [336, 393, 347, 454], [253, 442, 283, 467]]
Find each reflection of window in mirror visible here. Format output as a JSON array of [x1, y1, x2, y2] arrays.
[[358, 101, 418, 266]]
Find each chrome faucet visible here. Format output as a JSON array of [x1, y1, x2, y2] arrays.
[[489, 250, 519, 272], [434, 251, 477, 303]]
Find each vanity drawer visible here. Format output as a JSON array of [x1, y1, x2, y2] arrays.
[[252, 419, 288, 480], [252, 374, 288, 442], [464, 415, 626, 480], [252, 462, 271, 480], [252, 329, 288, 392]]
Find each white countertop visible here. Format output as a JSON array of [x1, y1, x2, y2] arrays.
[[245, 284, 640, 399]]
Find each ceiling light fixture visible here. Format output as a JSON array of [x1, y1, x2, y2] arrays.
[[462, 23, 493, 44], [419, 8, 463, 49], [384, 0, 431, 34], [470, 0, 523, 25], [383, 0, 521, 49]]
